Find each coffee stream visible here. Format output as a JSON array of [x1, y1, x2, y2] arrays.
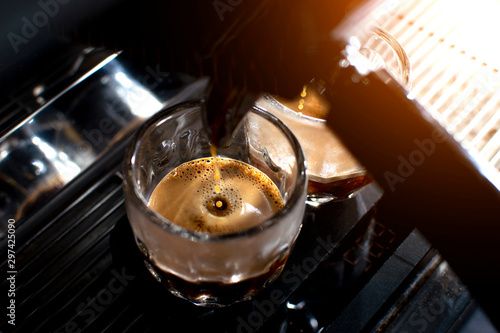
[[210, 145, 222, 183], [210, 145, 224, 212], [148, 156, 284, 234]]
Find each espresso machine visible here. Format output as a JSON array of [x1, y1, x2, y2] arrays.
[[1, 0, 499, 332]]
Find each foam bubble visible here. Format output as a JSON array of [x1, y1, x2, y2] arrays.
[[148, 157, 284, 234]]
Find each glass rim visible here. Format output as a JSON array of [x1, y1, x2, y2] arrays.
[[123, 100, 307, 242], [262, 92, 328, 124], [368, 26, 411, 88]]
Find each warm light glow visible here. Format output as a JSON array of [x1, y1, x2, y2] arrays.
[[439, 0, 500, 68]]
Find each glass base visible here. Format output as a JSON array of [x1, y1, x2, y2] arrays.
[[142, 255, 287, 307]]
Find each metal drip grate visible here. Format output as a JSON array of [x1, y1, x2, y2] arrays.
[[375, 0, 500, 173]]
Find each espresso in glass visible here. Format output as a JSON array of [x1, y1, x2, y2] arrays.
[[146, 157, 288, 303], [148, 157, 284, 234], [257, 90, 372, 205], [123, 101, 307, 306]]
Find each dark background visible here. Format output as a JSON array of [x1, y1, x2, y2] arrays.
[[0, 0, 369, 99]]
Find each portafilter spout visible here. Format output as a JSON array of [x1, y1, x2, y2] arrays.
[[201, 82, 258, 148]]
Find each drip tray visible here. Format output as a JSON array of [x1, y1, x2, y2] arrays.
[[0, 154, 397, 332]]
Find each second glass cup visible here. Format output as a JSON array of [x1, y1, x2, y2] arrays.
[[256, 92, 373, 205], [123, 101, 307, 307], [256, 26, 410, 205]]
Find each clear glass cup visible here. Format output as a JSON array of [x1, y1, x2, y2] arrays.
[[256, 26, 410, 206], [256, 92, 373, 206], [356, 26, 411, 89], [122, 101, 307, 307]]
